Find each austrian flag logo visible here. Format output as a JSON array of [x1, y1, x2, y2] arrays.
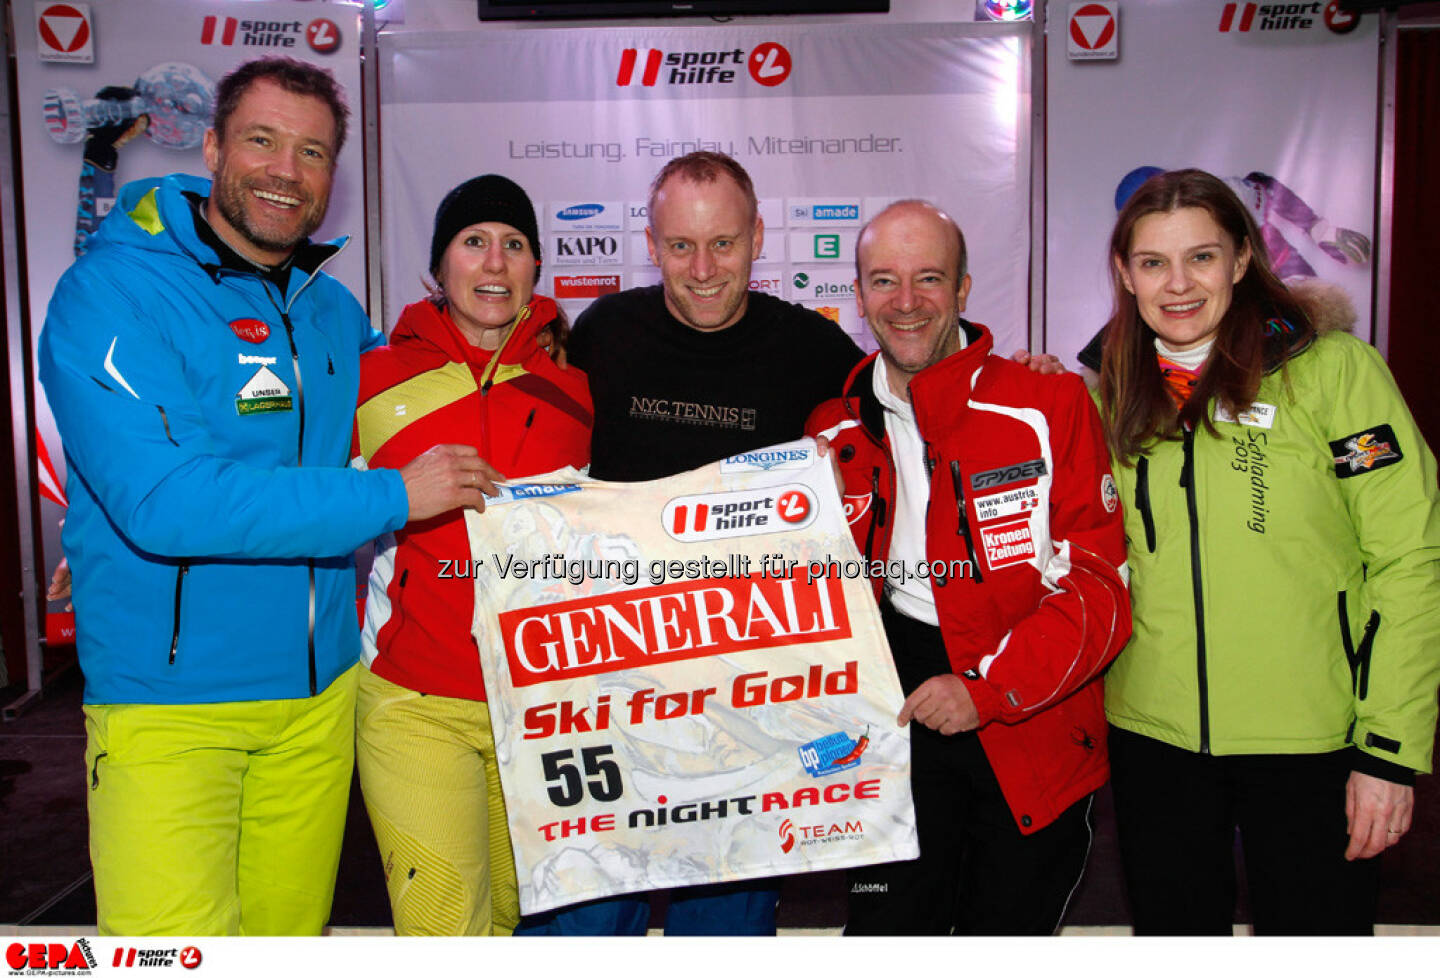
[[617, 42, 792, 88]]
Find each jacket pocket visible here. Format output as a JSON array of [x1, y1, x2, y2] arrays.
[[1134, 456, 1156, 553], [167, 562, 189, 666], [1337, 589, 1381, 700]]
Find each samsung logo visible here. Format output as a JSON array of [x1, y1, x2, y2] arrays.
[[557, 204, 605, 221], [813, 205, 859, 221]]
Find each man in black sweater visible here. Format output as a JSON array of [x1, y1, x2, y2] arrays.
[[518, 152, 862, 935]]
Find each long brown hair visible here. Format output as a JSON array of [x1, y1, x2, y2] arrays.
[[1099, 169, 1313, 461]]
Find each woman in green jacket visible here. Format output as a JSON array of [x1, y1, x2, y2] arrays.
[[1098, 168, 1440, 935]]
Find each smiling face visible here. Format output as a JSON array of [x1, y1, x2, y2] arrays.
[[855, 202, 971, 399], [437, 221, 536, 350], [645, 173, 762, 332], [1116, 206, 1251, 352], [202, 78, 337, 266]]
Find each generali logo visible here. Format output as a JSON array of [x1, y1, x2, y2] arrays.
[[616, 41, 792, 88], [499, 572, 851, 687]]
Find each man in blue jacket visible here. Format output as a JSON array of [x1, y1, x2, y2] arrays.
[[38, 57, 493, 936]]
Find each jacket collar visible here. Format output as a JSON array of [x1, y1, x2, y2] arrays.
[[103, 174, 345, 293], [390, 294, 560, 372], [842, 318, 992, 440]]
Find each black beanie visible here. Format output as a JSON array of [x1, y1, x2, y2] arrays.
[[429, 174, 541, 277]]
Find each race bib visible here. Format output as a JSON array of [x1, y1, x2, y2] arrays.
[[466, 438, 918, 914]]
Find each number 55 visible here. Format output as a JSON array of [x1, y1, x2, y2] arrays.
[[541, 745, 624, 807]]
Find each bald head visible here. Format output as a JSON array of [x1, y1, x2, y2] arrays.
[[856, 199, 967, 291]]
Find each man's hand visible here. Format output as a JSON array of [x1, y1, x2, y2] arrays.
[[897, 674, 979, 735], [399, 444, 502, 522], [48, 557, 73, 609], [1009, 349, 1066, 375], [1344, 770, 1413, 861]]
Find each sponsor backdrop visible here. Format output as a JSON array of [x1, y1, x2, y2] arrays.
[[1046, 0, 1378, 365], [378, 22, 1032, 352], [464, 440, 918, 913], [17, 0, 362, 647]]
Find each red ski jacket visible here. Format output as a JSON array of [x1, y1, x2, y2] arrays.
[[353, 297, 593, 700], [805, 321, 1130, 833]]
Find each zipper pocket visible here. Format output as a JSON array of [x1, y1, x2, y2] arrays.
[[1134, 455, 1156, 553], [862, 467, 886, 562], [948, 460, 984, 583], [1337, 590, 1381, 700], [168, 562, 189, 665], [1355, 610, 1380, 701]]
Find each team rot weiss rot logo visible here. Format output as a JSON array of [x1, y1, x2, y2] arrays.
[[500, 572, 851, 687], [617, 42, 792, 87]]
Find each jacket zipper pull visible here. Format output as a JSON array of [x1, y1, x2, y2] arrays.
[[509, 408, 537, 469], [327, 354, 334, 375], [950, 460, 984, 583]]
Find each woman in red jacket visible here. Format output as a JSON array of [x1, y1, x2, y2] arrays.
[[351, 175, 592, 935]]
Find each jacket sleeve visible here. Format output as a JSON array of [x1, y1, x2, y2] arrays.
[[1326, 338, 1440, 775], [38, 258, 410, 560], [962, 374, 1133, 726]]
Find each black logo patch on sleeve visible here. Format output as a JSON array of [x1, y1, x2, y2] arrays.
[[1330, 424, 1403, 478]]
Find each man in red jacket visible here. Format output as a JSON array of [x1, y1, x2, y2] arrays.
[[806, 200, 1131, 935]]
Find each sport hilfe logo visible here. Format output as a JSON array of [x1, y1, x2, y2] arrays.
[[664, 485, 817, 541], [616, 42, 792, 87], [202, 15, 339, 53], [1219, 1, 1356, 33]]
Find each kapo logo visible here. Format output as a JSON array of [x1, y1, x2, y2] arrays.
[[557, 204, 606, 221], [616, 42, 790, 88]]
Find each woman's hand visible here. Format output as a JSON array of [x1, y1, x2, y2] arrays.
[[1344, 770, 1413, 860]]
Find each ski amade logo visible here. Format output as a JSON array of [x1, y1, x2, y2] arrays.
[[6, 940, 97, 974], [664, 485, 817, 541], [616, 42, 792, 88]]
